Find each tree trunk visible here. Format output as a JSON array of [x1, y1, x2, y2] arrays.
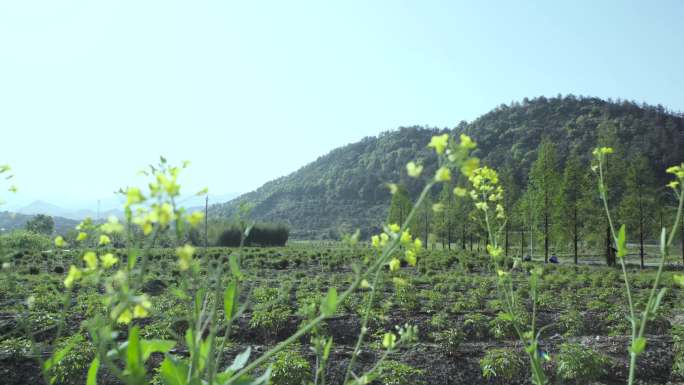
[[521, 227, 525, 258], [505, 221, 509, 256], [544, 213, 549, 263], [606, 225, 615, 266], [424, 211, 429, 249], [447, 216, 452, 250], [462, 223, 466, 250], [640, 217, 644, 269]]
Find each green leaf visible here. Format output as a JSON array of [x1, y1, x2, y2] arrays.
[[128, 249, 140, 270], [227, 347, 251, 371], [159, 356, 189, 385], [125, 326, 144, 380], [617, 224, 627, 258], [660, 228, 667, 255], [649, 288, 668, 318], [498, 312, 514, 322], [323, 337, 333, 360], [141, 340, 175, 361], [224, 281, 238, 320], [86, 357, 100, 385], [631, 337, 647, 355], [229, 254, 243, 279], [674, 274, 684, 288], [44, 335, 80, 377], [321, 287, 338, 316]]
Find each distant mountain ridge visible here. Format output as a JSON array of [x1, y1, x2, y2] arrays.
[[211, 95, 684, 239], [0, 211, 79, 234]]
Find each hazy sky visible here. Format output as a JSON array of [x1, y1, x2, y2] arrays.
[[2, 1, 683, 208]]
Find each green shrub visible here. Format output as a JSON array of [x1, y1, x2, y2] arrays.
[[394, 284, 419, 312], [377, 360, 424, 385], [269, 348, 311, 385], [673, 325, 684, 377], [249, 287, 292, 338], [558, 310, 584, 336], [556, 342, 611, 381], [436, 328, 465, 356], [489, 311, 526, 340], [48, 334, 96, 385], [463, 313, 489, 340], [480, 347, 526, 381], [0, 337, 32, 359]]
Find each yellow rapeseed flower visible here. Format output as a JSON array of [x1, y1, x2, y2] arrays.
[[176, 244, 195, 271], [83, 251, 98, 270], [76, 232, 88, 242], [388, 223, 401, 234], [187, 211, 204, 227], [428, 134, 449, 154], [117, 309, 133, 324], [400, 230, 412, 244], [133, 304, 149, 318], [406, 161, 423, 178], [98, 235, 111, 246], [487, 244, 503, 258], [100, 253, 118, 268], [126, 187, 145, 207], [405, 249, 417, 266], [453, 187, 467, 197], [459, 134, 476, 150], [64, 265, 81, 288], [435, 167, 451, 182], [101, 216, 124, 234], [382, 332, 397, 349], [389, 258, 401, 272], [54, 236, 67, 248]]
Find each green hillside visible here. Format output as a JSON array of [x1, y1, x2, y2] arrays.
[[211, 95, 684, 239]]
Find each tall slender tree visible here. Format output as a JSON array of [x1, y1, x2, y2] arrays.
[[558, 150, 587, 264], [529, 138, 561, 263], [387, 185, 413, 230], [619, 154, 655, 268]]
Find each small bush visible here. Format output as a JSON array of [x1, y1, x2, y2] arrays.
[[556, 342, 611, 381], [480, 347, 526, 381], [47, 334, 96, 385], [377, 360, 424, 385], [463, 313, 490, 340], [436, 328, 465, 356], [558, 310, 584, 336], [269, 348, 311, 385]]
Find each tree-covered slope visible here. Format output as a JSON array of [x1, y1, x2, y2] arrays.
[[211, 126, 446, 239], [212, 95, 684, 239], [461, 95, 683, 183]]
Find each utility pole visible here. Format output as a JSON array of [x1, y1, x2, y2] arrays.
[[204, 195, 209, 248]]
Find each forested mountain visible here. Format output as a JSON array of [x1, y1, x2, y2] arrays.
[[211, 95, 684, 240]]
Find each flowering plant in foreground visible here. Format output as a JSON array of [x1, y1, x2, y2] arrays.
[[27, 133, 479, 385], [593, 151, 684, 385]]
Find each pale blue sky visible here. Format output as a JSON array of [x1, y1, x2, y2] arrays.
[[1, 1, 683, 209]]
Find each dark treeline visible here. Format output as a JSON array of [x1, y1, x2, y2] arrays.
[[214, 222, 290, 247]]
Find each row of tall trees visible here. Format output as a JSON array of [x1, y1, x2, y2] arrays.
[[389, 131, 681, 267]]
